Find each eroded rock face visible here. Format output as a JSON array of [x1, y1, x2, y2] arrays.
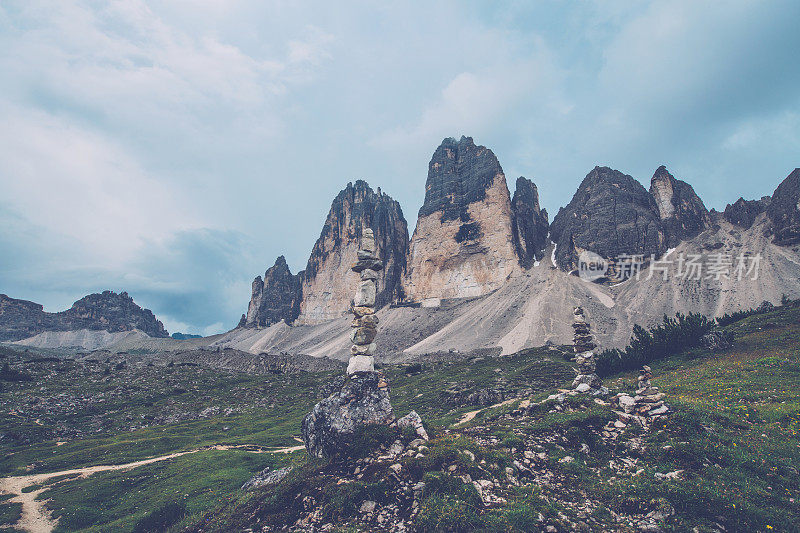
[[404, 137, 520, 300], [299, 181, 408, 322], [649, 166, 710, 247], [301, 372, 394, 458], [724, 197, 771, 228], [550, 166, 666, 270], [767, 168, 800, 245], [511, 177, 549, 268], [243, 256, 302, 328], [0, 291, 168, 342]]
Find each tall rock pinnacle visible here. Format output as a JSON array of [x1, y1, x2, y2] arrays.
[[299, 181, 408, 322], [404, 136, 520, 301], [511, 176, 549, 268], [243, 256, 302, 328], [649, 166, 710, 247]]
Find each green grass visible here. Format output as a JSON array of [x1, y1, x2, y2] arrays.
[[41, 449, 294, 533], [0, 494, 22, 528]]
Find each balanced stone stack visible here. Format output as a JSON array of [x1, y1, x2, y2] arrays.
[[627, 366, 669, 419], [348, 228, 383, 375], [571, 307, 607, 395], [302, 227, 396, 458], [614, 366, 670, 427]]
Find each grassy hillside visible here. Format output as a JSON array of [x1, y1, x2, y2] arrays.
[[0, 302, 798, 531]]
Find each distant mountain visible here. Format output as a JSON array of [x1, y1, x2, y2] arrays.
[[171, 332, 202, 340], [0, 291, 168, 342]]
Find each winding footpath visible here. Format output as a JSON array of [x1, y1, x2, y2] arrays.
[[452, 398, 519, 427], [0, 440, 305, 533]]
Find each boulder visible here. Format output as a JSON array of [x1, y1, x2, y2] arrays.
[[241, 466, 293, 491], [395, 410, 429, 440], [701, 330, 733, 352], [302, 372, 394, 458]]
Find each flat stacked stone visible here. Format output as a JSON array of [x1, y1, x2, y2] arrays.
[[571, 307, 607, 395], [348, 228, 383, 375]]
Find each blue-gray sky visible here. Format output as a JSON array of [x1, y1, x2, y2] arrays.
[[1, 1, 798, 335]]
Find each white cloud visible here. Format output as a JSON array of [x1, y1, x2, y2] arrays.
[[0, 102, 196, 266]]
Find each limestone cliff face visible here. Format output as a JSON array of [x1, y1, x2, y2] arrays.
[[404, 136, 521, 301], [0, 291, 168, 341], [649, 166, 711, 247], [767, 168, 800, 246], [511, 176, 549, 268], [243, 256, 302, 328], [550, 166, 666, 271], [298, 180, 408, 322]]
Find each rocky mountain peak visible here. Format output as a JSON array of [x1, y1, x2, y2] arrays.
[[299, 180, 408, 322], [723, 196, 771, 229], [418, 136, 504, 221], [550, 166, 666, 270], [64, 291, 168, 337], [767, 168, 800, 245], [649, 165, 710, 247], [404, 137, 520, 301], [511, 176, 549, 268], [243, 255, 302, 328], [0, 290, 168, 341]]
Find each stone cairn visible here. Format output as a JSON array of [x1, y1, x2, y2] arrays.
[[571, 307, 607, 395], [348, 228, 382, 375], [302, 228, 399, 458], [614, 366, 670, 421]]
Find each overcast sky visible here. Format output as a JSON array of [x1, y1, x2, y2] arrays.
[[1, 1, 798, 335]]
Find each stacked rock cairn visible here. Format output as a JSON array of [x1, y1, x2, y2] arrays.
[[348, 228, 383, 375], [615, 366, 670, 421], [571, 307, 608, 395]]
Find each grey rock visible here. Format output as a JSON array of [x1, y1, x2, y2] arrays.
[[701, 331, 733, 352], [347, 355, 375, 375], [302, 372, 394, 458], [353, 280, 377, 307], [243, 256, 302, 328], [396, 410, 429, 440], [724, 196, 771, 228], [0, 291, 168, 342], [241, 466, 293, 491]]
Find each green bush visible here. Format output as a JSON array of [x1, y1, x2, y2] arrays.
[[596, 312, 714, 376], [132, 502, 187, 533]]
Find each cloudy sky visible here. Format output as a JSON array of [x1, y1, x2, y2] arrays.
[[1, 1, 798, 335]]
